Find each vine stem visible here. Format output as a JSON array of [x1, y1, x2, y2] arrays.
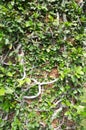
[[23, 84, 41, 99], [23, 78, 58, 99]]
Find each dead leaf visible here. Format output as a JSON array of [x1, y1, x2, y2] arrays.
[[52, 119, 59, 128], [49, 67, 59, 78], [75, 0, 83, 4]]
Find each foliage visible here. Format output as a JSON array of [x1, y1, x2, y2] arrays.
[[0, 0, 86, 129]]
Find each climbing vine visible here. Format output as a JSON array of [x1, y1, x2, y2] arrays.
[[0, 0, 86, 129]]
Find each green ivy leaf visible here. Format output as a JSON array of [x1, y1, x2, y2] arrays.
[[0, 88, 5, 96], [77, 105, 85, 114], [6, 72, 13, 77], [5, 87, 14, 94]]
